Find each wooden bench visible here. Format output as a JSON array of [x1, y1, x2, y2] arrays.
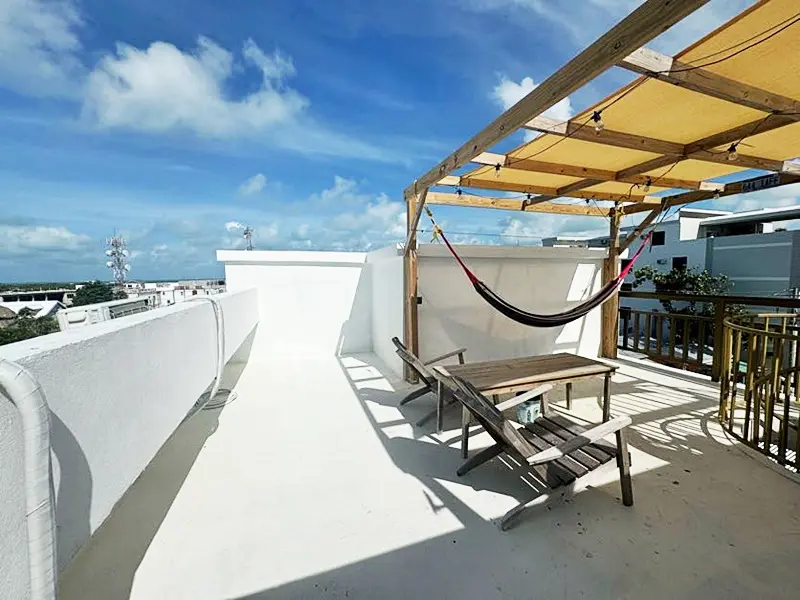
[[439, 369, 634, 530]]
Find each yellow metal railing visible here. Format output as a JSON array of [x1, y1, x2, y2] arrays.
[[719, 313, 800, 469]]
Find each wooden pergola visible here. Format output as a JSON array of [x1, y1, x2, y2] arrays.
[[402, 0, 800, 372]]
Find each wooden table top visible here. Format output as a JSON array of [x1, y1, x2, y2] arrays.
[[434, 353, 615, 394]]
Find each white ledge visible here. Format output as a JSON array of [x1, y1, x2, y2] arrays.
[[216, 250, 367, 266], [417, 243, 608, 260]]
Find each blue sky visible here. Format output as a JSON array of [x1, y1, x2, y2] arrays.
[[2, 0, 795, 282]]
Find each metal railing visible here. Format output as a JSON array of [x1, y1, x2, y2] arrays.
[[619, 291, 800, 381], [719, 314, 800, 470]]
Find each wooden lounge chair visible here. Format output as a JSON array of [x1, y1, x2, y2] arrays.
[[391, 337, 465, 426], [439, 370, 634, 530]]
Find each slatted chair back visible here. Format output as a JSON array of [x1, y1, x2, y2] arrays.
[[391, 337, 434, 385], [446, 375, 535, 460]]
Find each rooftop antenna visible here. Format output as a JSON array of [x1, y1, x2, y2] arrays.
[[243, 226, 254, 251], [105, 232, 131, 287]]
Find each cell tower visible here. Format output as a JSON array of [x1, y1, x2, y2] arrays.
[[243, 226, 254, 251], [105, 233, 131, 286]]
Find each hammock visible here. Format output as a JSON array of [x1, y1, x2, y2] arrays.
[[428, 211, 653, 328]]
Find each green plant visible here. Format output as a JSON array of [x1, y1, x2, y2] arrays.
[[72, 281, 128, 306], [632, 266, 735, 316], [0, 314, 60, 346]]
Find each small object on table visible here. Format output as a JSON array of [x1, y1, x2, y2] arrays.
[[516, 398, 541, 424]]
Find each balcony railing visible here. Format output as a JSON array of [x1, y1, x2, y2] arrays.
[[719, 313, 800, 470], [619, 291, 800, 381]]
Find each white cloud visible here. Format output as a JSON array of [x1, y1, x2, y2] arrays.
[[83, 36, 309, 137], [0, 223, 91, 254], [313, 175, 362, 203], [238, 173, 267, 196], [225, 221, 246, 232], [465, 0, 753, 52], [497, 212, 606, 245], [0, 0, 85, 97], [491, 75, 572, 141], [492, 75, 572, 121], [0, 2, 412, 162], [150, 243, 169, 261], [330, 193, 405, 236]]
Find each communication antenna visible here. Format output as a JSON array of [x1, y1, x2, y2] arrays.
[[243, 226, 254, 251], [105, 232, 131, 286]]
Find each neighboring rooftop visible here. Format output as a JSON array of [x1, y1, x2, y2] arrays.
[[0, 300, 64, 319], [698, 204, 800, 226]]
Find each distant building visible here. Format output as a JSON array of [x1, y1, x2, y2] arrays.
[[0, 289, 76, 306], [541, 236, 592, 248], [607, 205, 800, 298], [543, 205, 800, 307], [56, 297, 155, 331], [0, 301, 65, 328], [124, 279, 226, 306]]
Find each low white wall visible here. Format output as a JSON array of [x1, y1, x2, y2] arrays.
[[217, 245, 605, 378], [367, 245, 404, 375], [417, 244, 605, 363], [218, 251, 372, 358], [0, 395, 30, 600], [0, 288, 258, 573]]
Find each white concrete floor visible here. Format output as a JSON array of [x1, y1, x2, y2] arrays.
[[60, 352, 800, 600]]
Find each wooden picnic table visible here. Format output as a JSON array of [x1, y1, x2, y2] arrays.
[[433, 353, 616, 458]]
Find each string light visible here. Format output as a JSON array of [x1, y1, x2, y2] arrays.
[[713, 189, 721, 199], [592, 111, 604, 134], [494, 163, 501, 177], [642, 178, 652, 193], [726, 143, 739, 161]]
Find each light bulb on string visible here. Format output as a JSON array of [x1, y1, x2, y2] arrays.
[[592, 111, 604, 134], [642, 178, 652, 194], [726, 143, 739, 162]]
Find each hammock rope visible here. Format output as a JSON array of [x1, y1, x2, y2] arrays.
[[423, 207, 655, 328]]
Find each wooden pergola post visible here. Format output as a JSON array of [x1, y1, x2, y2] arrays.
[[403, 189, 427, 382], [601, 208, 621, 358]]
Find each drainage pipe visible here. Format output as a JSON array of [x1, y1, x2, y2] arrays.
[[0, 359, 58, 600], [184, 296, 225, 419]]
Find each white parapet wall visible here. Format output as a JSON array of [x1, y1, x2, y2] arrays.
[[367, 245, 404, 375], [0, 388, 30, 599], [218, 244, 606, 379], [218, 250, 372, 359], [417, 244, 606, 364], [0, 288, 259, 576]]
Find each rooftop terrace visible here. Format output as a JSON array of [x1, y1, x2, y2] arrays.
[[0, 245, 798, 600], [4, 2, 800, 598], [59, 349, 800, 599]]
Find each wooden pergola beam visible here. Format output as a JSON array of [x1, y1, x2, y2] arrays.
[[621, 171, 800, 215], [526, 115, 683, 155], [662, 172, 800, 209], [403, 0, 710, 198], [426, 192, 612, 216], [442, 176, 651, 202], [619, 207, 662, 252], [619, 47, 800, 117], [473, 153, 711, 191], [525, 115, 793, 173], [533, 113, 799, 200]]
